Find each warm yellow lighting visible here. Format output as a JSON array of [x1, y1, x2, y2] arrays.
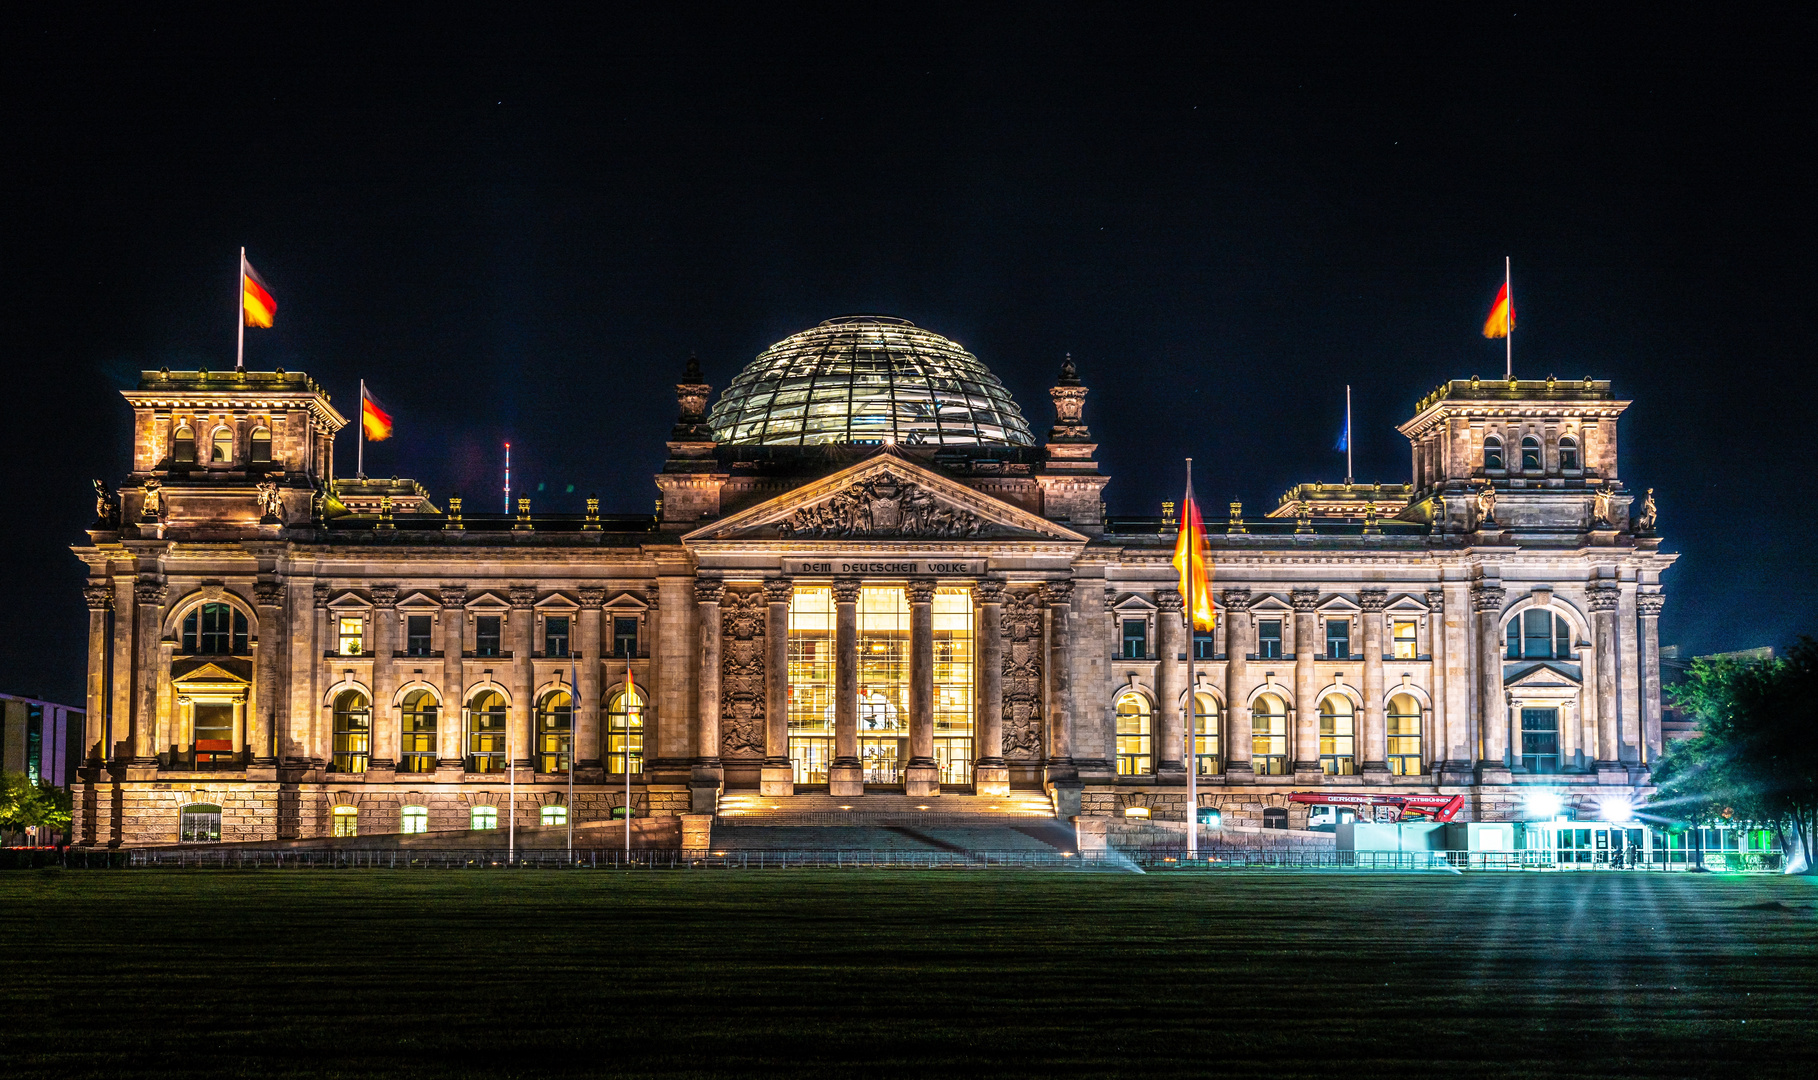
[[1123, 806, 1152, 819]]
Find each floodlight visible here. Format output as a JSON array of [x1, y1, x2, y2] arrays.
[[1525, 791, 1563, 820], [1600, 796, 1635, 823]]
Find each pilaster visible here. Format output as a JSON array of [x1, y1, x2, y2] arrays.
[[1154, 589, 1185, 781], [905, 578, 939, 796], [1290, 588, 1320, 781], [973, 577, 1008, 796], [829, 577, 863, 796], [691, 578, 724, 810], [1359, 589, 1389, 782], [1222, 588, 1253, 780], [1472, 583, 1510, 783], [761, 577, 794, 796]]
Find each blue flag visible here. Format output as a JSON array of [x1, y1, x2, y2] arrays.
[[1334, 413, 1349, 452]]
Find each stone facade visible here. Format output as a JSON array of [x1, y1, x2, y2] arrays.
[[72, 319, 1674, 847]]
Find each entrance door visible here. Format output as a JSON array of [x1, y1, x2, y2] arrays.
[[790, 736, 832, 784], [860, 736, 903, 784]]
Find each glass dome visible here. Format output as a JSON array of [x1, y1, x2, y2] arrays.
[[708, 316, 1036, 447]]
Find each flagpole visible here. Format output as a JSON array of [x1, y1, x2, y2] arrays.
[[508, 702, 516, 865], [236, 248, 246, 373], [1345, 385, 1353, 485], [1505, 256, 1513, 380], [1184, 457, 1198, 860], [567, 651, 577, 861], [358, 379, 366, 480], [626, 657, 633, 860]]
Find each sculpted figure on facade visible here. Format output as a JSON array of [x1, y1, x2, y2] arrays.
[[139, 478, 164, 522], [256, 481, 284, 522], [777, 470, 985, 538], [1476, 484, 1496, 526], [1000, 588, 1045, 759], [719, 589, 767, 759], [92, 480, 119, 528], [1593, 482, 1617, 528], [1637, 488, 1657, 533]]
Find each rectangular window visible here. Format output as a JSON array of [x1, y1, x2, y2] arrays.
[[400, 806, 429, 834], [1256, 620, 1283, 659], [932, 587, 975, 785], [470, 806, 498, 831], [406, 615, 433, 656], [857, 586, 910, 784], [332, 807, 358, 838], [338, 616, 364, 656], [1555, 617, 1572, 659], [178, 807, 221, 843], [1121, 618, 1148, 659], [1393, 619, 1419, 660], [1325, 619, 1351, 659], [202, 605, 233, 654], [787, 587, 835, 784], [25, 704, 44, 783], [613, 617, 639, 658], [1523, 609, 1553, 659], [1521, 708, 1560, 774], [475, 615, 501, 657], [544, 616, 570, 658], [1193, 631, 1215, 660], [193, 703, 234, 765]]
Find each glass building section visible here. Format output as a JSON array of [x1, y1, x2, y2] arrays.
[[707, 317, 1037, 447], [932, 586, 975, 784], [787, 586, 836, 783], [858, 586, 910, 783]]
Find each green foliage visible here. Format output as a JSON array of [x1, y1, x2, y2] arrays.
[[1653, 638, 1818, 869], [0, 770, 71, 832]]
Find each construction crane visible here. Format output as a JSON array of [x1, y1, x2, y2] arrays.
[[1288, 791, 1466, 824]]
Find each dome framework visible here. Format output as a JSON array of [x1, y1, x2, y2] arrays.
[[708, 317, 1036, 448]]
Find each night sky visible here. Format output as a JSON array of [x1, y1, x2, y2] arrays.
[[3, 6, 1813, 707]]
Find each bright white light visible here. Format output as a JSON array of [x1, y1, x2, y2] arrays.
[[1600, 796, 1635, 823], [1525, 791, 1563, 820]]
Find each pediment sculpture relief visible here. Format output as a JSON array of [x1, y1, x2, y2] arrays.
[[776, 470, 986, 539]]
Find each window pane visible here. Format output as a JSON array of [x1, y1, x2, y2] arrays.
[[475, 616, 501, 656], [1256, 620, 1282, 659], [1121, 619, 1147, 659], [407, 615, 433, 655], [1325, 619, 1350, 659], [1393, 619, 1418, 660], [339, 616, 363, 656], [613, 617, 639, 658], [545, 616, 570, 657], [1524, 608, 1553, 658], [400, 806, 429, 834]]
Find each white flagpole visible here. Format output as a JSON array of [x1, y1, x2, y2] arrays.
[[626, 657, 633, 860], [1505, 256, 1513, 380], [1345, 385, 1353, 485], [567, 652, 577, 860], [358, 379, 366, 480], [508, 703, 516, 864], [236, 248, 247, 372], [1185, 458, 1198, 860]]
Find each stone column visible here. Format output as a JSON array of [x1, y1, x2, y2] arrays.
[[761, 577, 794, 796], [1589, 584, 1623, 780], [252, 582, 285, 769], [83, 582, 110, 762], [1222, 589, 1253, 778], [577, 588, 606, 777], [1154, 589, 1185, 780], [1473, 583, 1509, 782], [1290, 588, 1320, 780], [1425, 588, 1448, 780], [692, 579, 724, 803], [1360, 589, 1389, 782], [130, 581, 166, 772], [829, 577, 863, 796], [368, 585, 398, 775], [509, 586, 535, 775], [1638, 593, 1665, 767], [110, 576, 136, 764], [974, 577, 1008, 795], [439, 587, 466, 771], [905, 579, 940, 796], [310, 584, 330, 766], [1043, 580, 1079, 811], [1441, 583, 1474, 782]]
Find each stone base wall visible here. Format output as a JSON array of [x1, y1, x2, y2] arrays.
[[1080, 781, 1654, 826]]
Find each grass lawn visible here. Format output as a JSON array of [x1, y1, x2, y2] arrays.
[[3, 869, 1815, 1078]]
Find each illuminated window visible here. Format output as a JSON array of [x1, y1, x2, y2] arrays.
[[541, 805, 567, 827], [787, 586, 834, 783], [613, 616, 639, 658], [466, 691, 507, 773], [172, 423, 196, 464], [182, 602, 248, 655], [537, 690, 573, 773], [1114, 692, 1153, 775], [178, 803, 221, 843], [1483, 436, 1504, 472], [332, 806, 358, 838], [857, 586, 909, 783], [211, 427, 234, 463], [1121, 619, 1147, 659], [1521, 436, 1543, 472], [470, 806, 498, 831], [1251, 694, 1288, 775], [1256, 619, 1282, 659], [331, 690, 370, 773], [1318, 695, 1356, 775], [192, 703, 234, 765], [399, 689, 438, 773], [1122, 806, 1152, 819], [544, 616, 570, 658], [1193, 692, 1220, 775], [606, 683, 645, 775], [406, 615, 433, 656], [1393, 619, 1419, 660], [400, 805, 429, 834], [338, 616, 364, 656], [1558, 437, 1580, 472], [1387, 694, 1422, 775], [1325, 618, 1351, 659], [932, 587, 975, 784], [249, 427, 271, 464], [1521, 708, 1560, 774], [475, 615, 502, 657]]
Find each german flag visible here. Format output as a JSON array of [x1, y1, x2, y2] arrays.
[[1482, 280, 1514, 339], [242, 258, 276, 328], [1172, 485, 1215, 632], [362, 384, 393, 442]]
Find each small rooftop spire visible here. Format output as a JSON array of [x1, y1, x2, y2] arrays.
[[1058, 353, 1080, 385]]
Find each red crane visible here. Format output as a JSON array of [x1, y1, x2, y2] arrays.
[[1288, 791, 1467, 823]]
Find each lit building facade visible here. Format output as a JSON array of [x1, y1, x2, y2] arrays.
[[71, 317, 1674, 846]]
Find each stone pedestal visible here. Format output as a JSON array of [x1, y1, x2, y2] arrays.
[[973, 762, 1010, 796], [1476, 761, 1513, 785], [1361, 762, 1392, 786], [828, 762, 865, 797], [1596, 764, 1629, 786], [1046, 776, 1083, 817], [904, 762, 941, 797], [759, 763, 795, 796]]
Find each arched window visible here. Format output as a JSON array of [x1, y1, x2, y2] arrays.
[[173, 422, 196, 465], [332, 806, 359, 838], [606, 684, 645, 775], [540, 805, 567, 826], [210, 426, 235, 464], [1114, 692, 1152, 775], [1252, 694, 1288, 775], [399, 689, 438, 773], [1193, 692, 1220, 775], [1387, 694, 1423, 775], [182, 602, 249, 655], [1506, 609, 1575, 660], [1521, 435, 1543, 472], [470, 805, 498, 831], [1318, 695, 1356, 775], [467, 691, 507, 773], [400, 805, 429, 834], [536, 690, 573, 773], [178, 803, 222, 843], [1262, 807, 1289, 830], [1558, 436, 1580, 472], [1483, 435, 1504, 472], [249, 427, 272, 464], [331, 690, 371, 773]]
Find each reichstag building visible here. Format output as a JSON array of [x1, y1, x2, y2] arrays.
[[71, 315, 1673, 846]]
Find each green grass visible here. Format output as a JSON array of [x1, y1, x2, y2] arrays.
[[3, 869, 1815, 1078]]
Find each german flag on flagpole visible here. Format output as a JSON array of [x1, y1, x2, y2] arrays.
[[242, 257, 276, 328], [1173, 474, 1215, 632], [1481, 279, 1514, 339], [362, 383, 393, 441]]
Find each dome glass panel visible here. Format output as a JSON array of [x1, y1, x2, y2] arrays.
[[708, 317, 1036, 447]]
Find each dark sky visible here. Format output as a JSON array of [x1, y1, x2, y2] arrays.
[[3, 4, 1813, 706]]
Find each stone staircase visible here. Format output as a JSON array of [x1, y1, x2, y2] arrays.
[[710, 790, 1073, 854]]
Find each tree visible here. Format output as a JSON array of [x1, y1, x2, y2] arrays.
[[0, 771, 72, 835], [1651, 638, 1818, 871]]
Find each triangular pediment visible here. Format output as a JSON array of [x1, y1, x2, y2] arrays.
[[684, 452, 1087, 544]]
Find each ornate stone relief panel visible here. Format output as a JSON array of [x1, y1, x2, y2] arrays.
[[1001, 587, 1044, 761], [719, 589, 766, 759], [776, 470, 986, 539]]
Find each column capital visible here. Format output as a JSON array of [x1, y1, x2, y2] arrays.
[[975, 577, 1006, 604], [1425, 587, 1446, 610], [1470, 584, 1506, 612], [763, 576, 795, 604], [439, 585, 467, 610], [1359, 588, 1388, 613], [1042, 579, 1074, 606], [1586, 584, 1621, 613], [694, 578, 725, 605], [1290, 587, 1319, 612], [314, 583, 330, 609], [508, 585, 536, 610], [1637, 593, 1665, 618], [134, 582, 167, 607], [645, 583, 661, 612], [254, 582, 285, 608], [1220, 587, 1252, 609], [1155, 588, 1183, 613], [84, 582, 113, 610], [831, 576, 862, 604], [371, 584, 399, 609], [906, 578, 937, 605]]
